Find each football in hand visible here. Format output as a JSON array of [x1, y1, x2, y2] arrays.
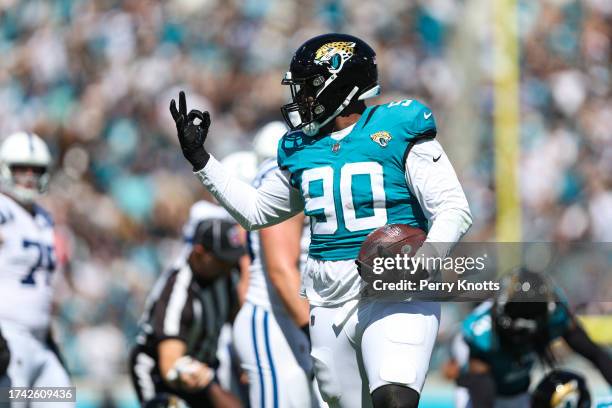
[[357, 224, 426, 282]]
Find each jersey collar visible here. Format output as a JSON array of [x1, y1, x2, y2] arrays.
[[330, 123, 356, 141], [328, 105, 373, 142]]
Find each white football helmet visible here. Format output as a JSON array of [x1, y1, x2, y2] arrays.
[[220, 151, 257, 184], [0, 132, 52, 204], [253, 121, 287, 164]]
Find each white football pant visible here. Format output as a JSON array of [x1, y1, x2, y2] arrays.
[[309, 299, 440, 407], [1, 321, 71, 408], [233, 302, 320, 408]]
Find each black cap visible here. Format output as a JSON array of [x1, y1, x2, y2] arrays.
[[192, 219, 246, 263]]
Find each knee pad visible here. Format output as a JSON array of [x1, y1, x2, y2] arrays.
[[378, 314, 427, 386], [371, 384, 420, 408], [310, 347, 342, 403]]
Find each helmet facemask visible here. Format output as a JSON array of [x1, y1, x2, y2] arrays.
[[280, 72, 322, 133], [281, 70, 362, 136], [0, 132, 52, 205], [0, 163, 50, 204], [495, 301, 550, 350]]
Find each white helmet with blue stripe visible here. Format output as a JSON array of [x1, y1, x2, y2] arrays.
[[253, 121, 287, 164], [0, 132, 52, 204], [220, 150, 257, 184]]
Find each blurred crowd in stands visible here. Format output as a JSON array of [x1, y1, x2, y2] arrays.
[[0, 0, 610, 404]]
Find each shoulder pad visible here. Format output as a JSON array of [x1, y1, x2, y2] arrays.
[[34, 204, 54, 227], [252, 158, 279, 188], [0, 209, 14, 225], [548, 301, 572, 339], [0, 195, 14, 225], [256, 157, 279, 176], [277, 130, 317, 170], [462, 304, 494, 352], [369, 99, 437, 139]]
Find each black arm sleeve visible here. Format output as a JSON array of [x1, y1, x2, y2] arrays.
[[563, 322, 612, 386], [456, 371, 496, 408]]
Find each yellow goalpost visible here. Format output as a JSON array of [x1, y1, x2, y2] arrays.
[[493, 0, 522, 280], [493, 0, 521, 244]]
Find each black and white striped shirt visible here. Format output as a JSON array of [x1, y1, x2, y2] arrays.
[[136, 264, 238, 367]]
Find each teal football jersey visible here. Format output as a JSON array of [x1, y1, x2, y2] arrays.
[[461, 300, 572, 395], [277, 99, 436, 261]]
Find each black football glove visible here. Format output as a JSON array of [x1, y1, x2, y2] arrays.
[[170, 91, 211, 171], [356, 244, 429, 286], [355, 244, 394, 283]]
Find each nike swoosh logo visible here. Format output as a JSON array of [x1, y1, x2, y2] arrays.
[[424, 112, 432, 119], [433, 154, 442, 162]]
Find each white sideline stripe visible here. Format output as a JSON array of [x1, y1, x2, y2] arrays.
[[164, 265, 192, 335], [135, 352, 156, 401]]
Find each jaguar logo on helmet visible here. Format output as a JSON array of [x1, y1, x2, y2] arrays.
[[532, 370, 590, 408], [314, 41, 356, 73], [550, 380, 580, 408]]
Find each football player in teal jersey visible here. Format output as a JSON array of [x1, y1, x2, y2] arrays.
[[447, 269, 612, 408], [170, 33, 472, 408]]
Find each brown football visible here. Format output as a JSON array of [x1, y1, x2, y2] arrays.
[[357, 224, 426, 276]]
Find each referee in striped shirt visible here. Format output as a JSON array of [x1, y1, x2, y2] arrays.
[[130, 217, 245, 408]]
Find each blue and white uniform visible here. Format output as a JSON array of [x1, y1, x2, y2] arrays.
[[196, 99, 472, 407], [233, 158, 316, 408], [0, 193, 71, 405]]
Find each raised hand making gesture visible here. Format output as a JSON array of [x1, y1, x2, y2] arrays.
[[170, 91, 211, 171]]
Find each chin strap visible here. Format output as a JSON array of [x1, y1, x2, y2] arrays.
[[303, 86, 360, 136]]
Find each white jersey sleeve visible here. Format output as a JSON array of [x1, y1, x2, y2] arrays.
[[195, 155, 304, 231], [405, 138, 472, 257]]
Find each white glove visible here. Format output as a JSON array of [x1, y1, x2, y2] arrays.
[[166, 356, 214, 390]]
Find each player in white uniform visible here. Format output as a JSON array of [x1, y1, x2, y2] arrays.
[[170, 34, 472, 408], [0, 132, 71, 405], [231, 122, 319, 408], [179, 152, 257, 404]]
